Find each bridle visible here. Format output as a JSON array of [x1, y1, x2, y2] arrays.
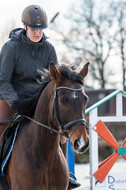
[[0, 85, 87, 140], [53, 85, 87, 139]]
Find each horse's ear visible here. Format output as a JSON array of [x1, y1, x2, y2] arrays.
[[79, 62, 89, 78], [49, 62, 63, 82]]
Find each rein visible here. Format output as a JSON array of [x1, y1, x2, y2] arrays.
[[23, 115, 86, 140], [22, 115, 69, 139]]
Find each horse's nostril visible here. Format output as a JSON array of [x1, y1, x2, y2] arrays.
[[74, 139, 79, 150], [73, 138, 89, 154]]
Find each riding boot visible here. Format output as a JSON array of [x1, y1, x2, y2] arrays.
[[68, 173, 81, 190], [61, 142, 81, 189]]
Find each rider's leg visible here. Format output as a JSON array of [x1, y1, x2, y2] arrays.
[[0, 100, 15, 136]]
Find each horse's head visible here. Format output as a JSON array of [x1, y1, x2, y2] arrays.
[[50, 62, 89, 154]]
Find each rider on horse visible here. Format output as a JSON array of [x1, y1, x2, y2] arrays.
[[0, 4, 80, 189]]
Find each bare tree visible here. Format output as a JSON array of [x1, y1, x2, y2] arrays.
[[53, 0, 126, 89], [115, 1, 126, 90]]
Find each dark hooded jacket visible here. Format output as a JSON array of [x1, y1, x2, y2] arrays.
[[0, 28, 58, 108]]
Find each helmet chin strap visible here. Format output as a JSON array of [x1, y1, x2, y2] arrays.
[[23, 23, 28, 36], [26, 25, 28, 35], [25, 25, 30, 41]]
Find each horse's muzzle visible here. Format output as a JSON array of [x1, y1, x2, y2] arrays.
[[74, 138, 89, 154]]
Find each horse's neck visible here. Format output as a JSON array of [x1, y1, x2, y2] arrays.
[[34, 83, 54, 128], [30, 84, 59, 162]]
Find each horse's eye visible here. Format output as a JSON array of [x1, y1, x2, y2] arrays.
[[59, 97, 69, 105]]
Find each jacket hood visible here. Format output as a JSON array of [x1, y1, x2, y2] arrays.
[[9, 28, 48, 45]]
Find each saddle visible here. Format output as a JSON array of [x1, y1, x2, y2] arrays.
[[0, 115, 23, 176]]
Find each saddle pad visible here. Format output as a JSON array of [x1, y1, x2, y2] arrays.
[[0, 124, 19, 176]]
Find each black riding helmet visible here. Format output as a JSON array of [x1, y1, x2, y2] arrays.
[[21, 5, 48, 29]]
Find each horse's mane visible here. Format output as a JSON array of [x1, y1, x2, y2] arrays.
[[59, 64, 83, 85], [17, 64, 84, 117]]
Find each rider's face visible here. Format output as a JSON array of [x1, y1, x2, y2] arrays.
[[24, 25, 43, 43]]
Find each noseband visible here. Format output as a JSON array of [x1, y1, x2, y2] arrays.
[[53, 85, 87, 139]]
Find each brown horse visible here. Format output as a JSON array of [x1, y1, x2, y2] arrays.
[[5, 62, 89, 190]]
